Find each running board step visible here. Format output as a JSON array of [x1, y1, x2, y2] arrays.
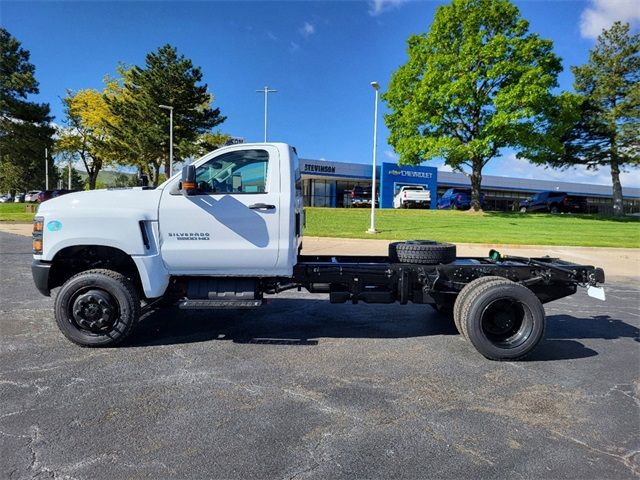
[[178, 299, 263, 310]]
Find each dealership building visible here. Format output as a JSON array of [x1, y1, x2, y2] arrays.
[[299, 158, 640, 214]]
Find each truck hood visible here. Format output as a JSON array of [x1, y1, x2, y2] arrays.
[[37, 187, 163, 221]]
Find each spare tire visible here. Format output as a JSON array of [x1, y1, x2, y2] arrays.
[[388, 240, 456, 264]]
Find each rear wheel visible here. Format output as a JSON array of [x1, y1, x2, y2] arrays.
[[549, 204, 559, 214], [454, 276, 508, 337], [460, 281, 545, 360], [519, 207, 527, 213], [389, 240, 456, 264], [54, 269, 140, 347]]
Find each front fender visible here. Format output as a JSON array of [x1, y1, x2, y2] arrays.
[[40, 213, 151, 261]]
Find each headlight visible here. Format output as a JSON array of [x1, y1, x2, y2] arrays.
[[33, 216, 43, 254]]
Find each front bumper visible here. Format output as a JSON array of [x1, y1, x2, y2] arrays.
[[32, 260, 51, 296]]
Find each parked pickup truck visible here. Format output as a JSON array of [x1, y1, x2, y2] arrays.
[[437, 188, 485, 210], [348, 185, 377, 208], [31, 143, 605, 360], [393, 185, 431, 209], [520, 191, 588, 213]]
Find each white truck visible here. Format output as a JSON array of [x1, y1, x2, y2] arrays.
[[393, 185, 431, 209], [31, 143, 605, 360]]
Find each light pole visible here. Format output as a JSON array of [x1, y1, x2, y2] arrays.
[[159, 105, 174, 177], [367, 81, 380, 234], [45, 147, 49, 190], [256, 86, 277, 142]]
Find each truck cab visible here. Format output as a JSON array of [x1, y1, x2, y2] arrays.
[[158, 143, 303, 276], [32, 143, 304, 299]]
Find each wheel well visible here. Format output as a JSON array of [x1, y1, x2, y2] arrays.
[[49, 245, 143, 295]]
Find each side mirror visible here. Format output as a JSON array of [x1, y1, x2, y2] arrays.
[[181, 165, 196, 195], [138, 174, 149, 187]]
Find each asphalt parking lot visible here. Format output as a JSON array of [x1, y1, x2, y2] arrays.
[[1, 230, 639, 479]]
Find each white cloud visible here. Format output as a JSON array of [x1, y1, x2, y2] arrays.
[[580, 0, 640, 39], [289, 41, 300, 53], [266, 31, 278, 41], [369, 0, 407, 16], [299, 22, 316, 39], [384, 149, 398, 160]]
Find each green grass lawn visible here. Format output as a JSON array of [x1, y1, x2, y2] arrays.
[[0, 203, 37, 222], [304, 207, 640, 248]]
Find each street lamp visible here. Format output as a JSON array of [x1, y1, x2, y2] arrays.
[[159, 104, 174, 177], [45, 147, 49, 190], [256, 86, 277, 142], [367, 81, 380, 234]]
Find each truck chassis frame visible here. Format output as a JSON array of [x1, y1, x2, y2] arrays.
[[292, 254, 604, 307]]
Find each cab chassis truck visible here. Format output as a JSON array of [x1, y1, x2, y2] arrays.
[[31, 143, 605, 360]]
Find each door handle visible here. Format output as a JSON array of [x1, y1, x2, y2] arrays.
[[249, 203, 276, 210]]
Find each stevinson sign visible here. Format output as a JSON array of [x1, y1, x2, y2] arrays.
[[299, 159, 371, 178], [302, 163, 336, 174]]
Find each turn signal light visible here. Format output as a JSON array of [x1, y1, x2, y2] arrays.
[[33, 238, 43, 254], [33, 216, 44, 254], [33, 217, 44, 233]]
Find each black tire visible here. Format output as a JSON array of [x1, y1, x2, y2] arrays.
[[549, 204, 559, 214], [54, 269, 140, 347], [451, 202, 458, 210], [453, 276, 509, 337], [460, 281, 546, 360], [388, 240, 456, 264]]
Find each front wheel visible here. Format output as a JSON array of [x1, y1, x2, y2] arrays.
[[519, 207, 527, 213], [459, 280, 545, 360], [54, 269, 140, 347]]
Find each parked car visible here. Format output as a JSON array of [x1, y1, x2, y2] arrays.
[[0, 193, 13, 203], [437, 188, 485, 210], [25, 191, 42, 202], [52, 189, 77, 198], [519, 191, 587, 213], [37, 191, 55, 203], [14, 193, 26, 203], [393, 185, 431, 209], [349, 185, 378, 208]]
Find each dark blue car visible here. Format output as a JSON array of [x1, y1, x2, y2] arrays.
[[437, 188, 485, 210]]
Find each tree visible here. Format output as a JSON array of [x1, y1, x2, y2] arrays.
[[526, 22, 639, 216], [107, 45, 226, 185], [112, 172, 138, 188], [55, 161, 85, 190], [56, 88, 118, 189], [194, 131, 231, 156], [383, 0, 562, 210], [0, 28, 56, 192]]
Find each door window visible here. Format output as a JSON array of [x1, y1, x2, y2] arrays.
[[195, 149, 269, 194]]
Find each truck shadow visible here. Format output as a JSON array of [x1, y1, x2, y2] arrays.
[[124, 300, 638, 361]]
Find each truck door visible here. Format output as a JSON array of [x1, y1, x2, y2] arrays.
[[158, 146, 280, 274]]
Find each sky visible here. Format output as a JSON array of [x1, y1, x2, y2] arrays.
[[2, 0, 639, 188]]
